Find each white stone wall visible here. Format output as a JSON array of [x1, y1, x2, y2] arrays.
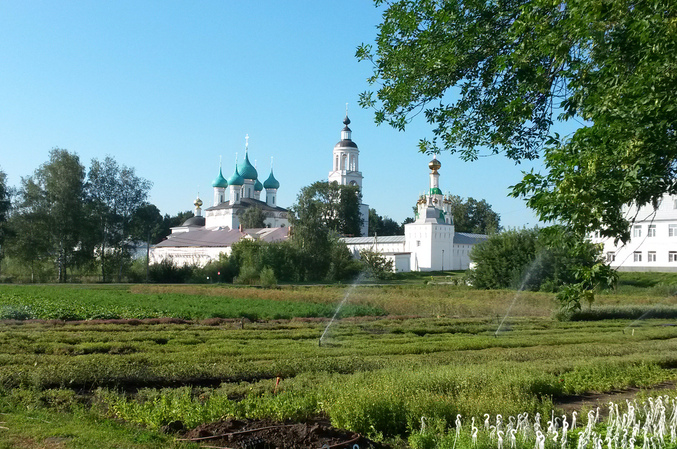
[[149, 246, 231, 267], [345, 240, 406, 257]]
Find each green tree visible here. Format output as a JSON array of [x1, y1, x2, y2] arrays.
[[289, 181, 363, 281], [238, 206, 267, 229], [130, 203, 165, 283], [360, 249, 394, 280], [86, 156, 152, 281], [291, 181, 363, 237], [467, 227, 614, 296], [358, 0, 676, 242], [447, 196, 500, 234], [16, 149, 88, 282], [0, 168, 10, 275], [159, 211, 194, 239], [368, 208, 403, 236]]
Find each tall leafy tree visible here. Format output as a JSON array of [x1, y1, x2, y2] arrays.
[[358, 0, 677, 242], [238, 206, 267, 229], [15, 149, 87, 282], [289, 181, 362, 280], [446, 196, 500, 234], [159, 211, 194, 239], [0, 168, 10, 274], [130, 203, 165, 283], [87, 156, 152, 281], [368, 208, 403, 236], [291, 181, 363, 237]]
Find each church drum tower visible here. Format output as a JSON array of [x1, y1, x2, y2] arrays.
[[328, 114, 369, 236]]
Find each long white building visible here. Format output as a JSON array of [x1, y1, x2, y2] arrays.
[[591, 194, 677, 271]]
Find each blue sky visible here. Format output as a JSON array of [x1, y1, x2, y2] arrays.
[[0, 1, 565, 228]]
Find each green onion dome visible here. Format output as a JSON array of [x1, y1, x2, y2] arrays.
[[263, 170, 280, 189], [430, 187, 443, 195], [212, 167, 228, 188], [237, 151, 258, 180], [254, 179, 263, 192], [228, 166, 244, 186]]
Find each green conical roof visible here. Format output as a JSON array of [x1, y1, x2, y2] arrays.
[[237, 151, 258, 180], [254, 179, 263, 192], [264, 170, 280, 189], [212, 167, 228, 188], [228, 166, 244, 186]]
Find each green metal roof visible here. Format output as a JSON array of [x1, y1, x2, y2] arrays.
[[430, 187, 443, 195], [227, 166, 244, 186], [237, 151, 258, 180], [211, 167, 228, 188], [263, 170, 280, 189], [254, 179, 263, 191]]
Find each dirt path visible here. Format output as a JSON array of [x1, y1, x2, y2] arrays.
[[554, 381, 676, 416]]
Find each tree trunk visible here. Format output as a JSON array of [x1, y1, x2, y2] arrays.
[[146, 229, 150, 283]]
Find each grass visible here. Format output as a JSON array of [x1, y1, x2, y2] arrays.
[[2, 281, 677, 447]]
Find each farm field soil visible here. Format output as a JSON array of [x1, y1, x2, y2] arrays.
[[181, 417, 388, 449]]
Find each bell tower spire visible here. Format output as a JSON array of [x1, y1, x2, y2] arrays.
[[328, 109, 369, 236]]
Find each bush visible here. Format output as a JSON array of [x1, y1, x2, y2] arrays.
[[201, 253, 236, 283], [259, 266, 277, 288], [233, 264, 259, 285], [467, 226, 607, 291], [359, 249, 394, 280], [148, 259, 195, 283]]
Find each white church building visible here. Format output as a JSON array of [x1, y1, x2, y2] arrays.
[[342, 155, 487, 272], [150, 136, 290, 266], [591, 194, 677, 272], [151, 114, 487, 271]]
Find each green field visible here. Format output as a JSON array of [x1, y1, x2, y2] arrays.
[[1, 279, 677, 448]]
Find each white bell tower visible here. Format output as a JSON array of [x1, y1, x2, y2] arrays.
[[328, 109, 369, 236]]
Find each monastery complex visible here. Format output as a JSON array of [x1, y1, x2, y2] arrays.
[[150, 115, 487, 271]]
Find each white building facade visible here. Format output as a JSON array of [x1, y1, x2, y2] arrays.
[[343, 156, 487, 272], [591, 194, 677, 271]]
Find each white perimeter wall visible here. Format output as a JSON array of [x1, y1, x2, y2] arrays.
[[150, 246, 231, 267]]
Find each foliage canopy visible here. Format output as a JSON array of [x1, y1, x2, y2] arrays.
[[359, 0, 677, 242], [446, 195, 500, 234], [468, 226, 615, 298]]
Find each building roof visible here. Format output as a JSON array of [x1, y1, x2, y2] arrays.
[[204, 197, 287, 213], [212, 167, 228, 188], [181, 216, 206, 227], [263, 170, 280, 189], [342, 235, 406, 245], [254, 179, 263, 191], [227, 166, 244, 186], [237, 151, 258, 180], [454, 232, 489, 245], [155, 226, 290, 248], [334, 139, 358, 149]]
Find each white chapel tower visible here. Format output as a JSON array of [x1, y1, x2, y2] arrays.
[[404, 155, 456, 271], [328, 113, 369, 236]]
